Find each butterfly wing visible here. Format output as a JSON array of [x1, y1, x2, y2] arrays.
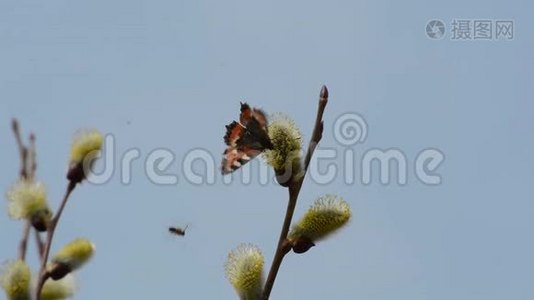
[[221, 146, 262, 174], [221, 103, 273, 174], [239, 102, 272, 150], [240, 102, 268, 130], [224, 121, 245, 147]]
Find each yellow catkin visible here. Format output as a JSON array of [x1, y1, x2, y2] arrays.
[[224, 244, 264, 299], [41, 274, 76, 300], [290, 195, 351, 242], [0, 260, 31, 300], [51, 239, 95, 271], [6, 180, 51, 221], [69, 129, 103, 164], [264, 115, 302, 173]]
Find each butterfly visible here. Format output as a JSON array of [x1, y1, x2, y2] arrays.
[[221, 102, 273, 174]]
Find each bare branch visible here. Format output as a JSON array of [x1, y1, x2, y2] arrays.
[[35, 181, 77, 300], [11, 119, 28, 180], [304, 85, 328, 171], [35, 230, 45, 260], [28, 132, 37, 179], [262, 86, 329, 299], [12, 119, 33, 261], [17, 222, 31, 261]]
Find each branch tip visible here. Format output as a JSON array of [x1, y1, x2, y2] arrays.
[[12, 118, 19, 131], [320, 85, 328, 100]]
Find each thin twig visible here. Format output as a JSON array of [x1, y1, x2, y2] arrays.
[[18, 222, 31, 261], [28, 133, 37, 180], [12, 119, 28, 179], [35, 230, 45, 260], [12, 119, 33, 261], [262, 86, 329, 299], [303, 86, 328, 171], [35, 181, 77, 300]]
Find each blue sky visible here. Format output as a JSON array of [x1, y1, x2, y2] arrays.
[[1, 0, 533, 299]]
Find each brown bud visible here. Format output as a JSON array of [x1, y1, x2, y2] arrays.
[[30, 214, 48, 232], [48, 263, 72, 280], [67, 163, 85, 184], [291, 236, 315, 254], [320, 85, 328, 100]]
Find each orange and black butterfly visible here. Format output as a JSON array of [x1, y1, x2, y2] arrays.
[[221, 103, 273, 174], [168, 225, 188, 236]]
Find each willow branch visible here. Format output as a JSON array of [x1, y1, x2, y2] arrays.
[[35, 181, 76, 300], [17, 222, 31, 261], [28, 133, 37, 180], [35, 230, 45, 260], [262, 86, 328, 299], [12, 119, 28, 179], [12, 119, 34, 261]]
